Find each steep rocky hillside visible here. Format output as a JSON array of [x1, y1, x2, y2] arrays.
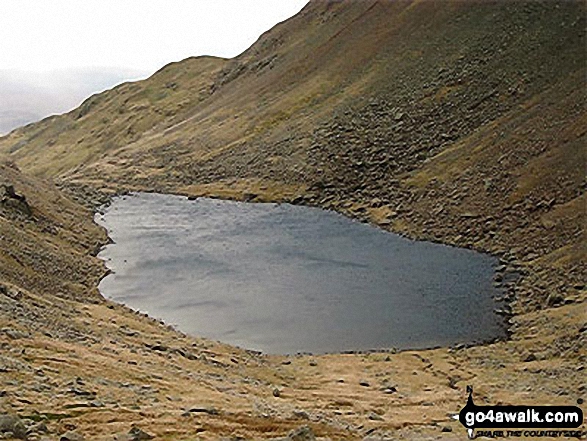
[[1, 0, 584, 326], [0, 162, 107, 304], [2, 1, 584, 187], [0, 0, 585, 439]]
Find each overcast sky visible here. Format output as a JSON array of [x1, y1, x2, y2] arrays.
[[0, 0, 309, 75]]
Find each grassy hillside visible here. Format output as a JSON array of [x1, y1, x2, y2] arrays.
[[0, 0, 585, 438], [2, 2, 583, 185], [0, 68, 149, 135], [0, 162, 107, 303], [1, 0, 583, 315]]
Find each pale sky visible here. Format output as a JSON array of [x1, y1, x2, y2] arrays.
[[0, 0, 309, 74]]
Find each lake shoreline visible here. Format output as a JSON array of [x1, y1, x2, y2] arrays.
[[95, 191, 511, 355]]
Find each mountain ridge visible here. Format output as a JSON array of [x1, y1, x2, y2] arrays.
[[0, 67, 150, 135]]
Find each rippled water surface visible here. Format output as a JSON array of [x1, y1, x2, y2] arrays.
[[97, 193, 505, 354]]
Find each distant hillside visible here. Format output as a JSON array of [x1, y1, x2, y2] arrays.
[[0, 0, 585, 307], [0, 110, 42, 136], [0, 68, 148, 135], [0, 1, 583, 186]]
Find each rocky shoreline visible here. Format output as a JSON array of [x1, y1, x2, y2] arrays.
[[2, 162, 583, 439]]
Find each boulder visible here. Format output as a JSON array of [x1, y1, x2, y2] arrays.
[[0, 414, 27, 439], [268, 425, 316, 441], [60, 431, 85, 441]]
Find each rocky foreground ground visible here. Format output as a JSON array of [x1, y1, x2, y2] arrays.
[[0, 159, 585, 440]]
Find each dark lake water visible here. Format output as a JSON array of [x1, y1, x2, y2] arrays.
[[96, 193, 505, 354]]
